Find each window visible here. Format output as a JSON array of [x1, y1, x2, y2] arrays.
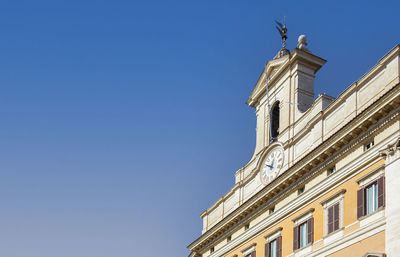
[[265, 233, 282, 257], [293, 216, 314, 251], [265, 238, 281, 257], [327, 203, 340, 234], [270, 101, 280, 143], [357, 176, 385, 219], [327, 166, 336, 175], [210, 247, 214, 253], [245, 223, 250, 230], [299, 222, 308, 248], [320, 189, 345, 236], [366, 182, 378, 215], [270, 240, 277, 257], [227, 235, 231, 242], [298, 186, 305, 195], [364, 140, 374, 151], [241, 243, 256, 257], [269, 206, 275, 214]]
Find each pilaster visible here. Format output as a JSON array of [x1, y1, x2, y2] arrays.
[[381, 136, 400, 256]]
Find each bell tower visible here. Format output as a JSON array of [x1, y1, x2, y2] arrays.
[[247, 29, 327, 158]]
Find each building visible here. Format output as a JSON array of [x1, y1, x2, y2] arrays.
[[187, 33, 400, 257]]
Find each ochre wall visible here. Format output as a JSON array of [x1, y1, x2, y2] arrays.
[[223, 159, 385, 257], [327, 231, 385, 257]]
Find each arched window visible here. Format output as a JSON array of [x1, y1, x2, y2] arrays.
[[270, 101, 280, 142]]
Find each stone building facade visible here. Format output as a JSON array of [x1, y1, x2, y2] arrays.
[[187, 38, 400, 257]]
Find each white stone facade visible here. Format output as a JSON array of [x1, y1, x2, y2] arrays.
[[200, 46, 400, 234]]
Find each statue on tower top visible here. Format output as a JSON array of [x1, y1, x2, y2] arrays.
[[273, 18, 290, 59], [275, 19, 287, 49]]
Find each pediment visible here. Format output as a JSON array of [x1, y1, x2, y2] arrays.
[[247, 54, 290, 107]]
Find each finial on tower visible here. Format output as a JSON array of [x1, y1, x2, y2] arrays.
[[273, 17, 290, 59], [297, 34, 310, 52], [275, 17, 288, 49]]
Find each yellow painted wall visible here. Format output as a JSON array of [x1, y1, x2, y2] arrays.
[[327, 231, 385, 257], [222, 159, 385, 257]]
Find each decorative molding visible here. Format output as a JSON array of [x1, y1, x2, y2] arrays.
[[264, 227, 283, 241], [308, 217, 386, 257], [319, 189, 346, 205], [240, 243, 256, 255], [292, 208, 315, 222], [362, 253, 386, 257], [189, 83, 400, 253], [200, 80, 400, 226], [321, 190, 345, 237], [197, 129, 398, 256], [356, 165, 385, 187]]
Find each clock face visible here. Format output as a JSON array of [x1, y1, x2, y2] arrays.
[[261, 148, 284, 184]]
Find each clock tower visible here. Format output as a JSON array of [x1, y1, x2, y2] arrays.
[[247, 35, 330, 170]]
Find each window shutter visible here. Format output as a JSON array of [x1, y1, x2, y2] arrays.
[[357, 188, 364, 219], [277, 236, 282, 257], [293, 226, 298, 251], [265, 242, 270, 257], [307, 217, 314, 244], [378, 176, 385, 208], [327, 205, 333, 234], [333, 203, 340, 231]]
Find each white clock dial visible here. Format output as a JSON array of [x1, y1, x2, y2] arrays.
[[261, 148, 284, 184]]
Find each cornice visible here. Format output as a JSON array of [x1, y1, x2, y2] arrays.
[[208, 47, 399, 217], [319, 189, 347, 205], [188, 82, 400, 252], [204, 143, 283, 216], [247, 48, 327, 108], [291, 208, 315, 222], [263, 227, 283, 239], [196, 131, 393, 257]]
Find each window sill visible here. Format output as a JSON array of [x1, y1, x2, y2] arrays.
[[294, 243, 312, 257], [323, 227, 344, 245], [359, 208, 385, 227]]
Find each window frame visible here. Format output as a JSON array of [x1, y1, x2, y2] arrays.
[[264, 227, 282, 257], [365, 181, 378, 215], [357, 169, 385, 219], [320, 189, 345, 236], [298, 221, 308, 248], [327, 166, 336, 176], [364, 139, 375, 151], [241, 243, 256, 257], [292, 209, 314, 251]]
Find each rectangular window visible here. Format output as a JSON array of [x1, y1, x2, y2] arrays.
[[327, 166, 336, 175], [298, 186, 305, 195], [293, 217, 313, 251], [364, 140, 374, 151], [270, 239, 277, 257], [269, 206, 275, 214], [299, 222, 308, 248], [265, 235, 281, 257], [357, 176, 385, 219], [327, 203, 340, 234], [366, 182, 378, 215]]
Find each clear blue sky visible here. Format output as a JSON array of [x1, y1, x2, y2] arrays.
[[0, 1, 398, 256]]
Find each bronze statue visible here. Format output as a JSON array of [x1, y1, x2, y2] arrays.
[[275, 19, 287, 49]]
